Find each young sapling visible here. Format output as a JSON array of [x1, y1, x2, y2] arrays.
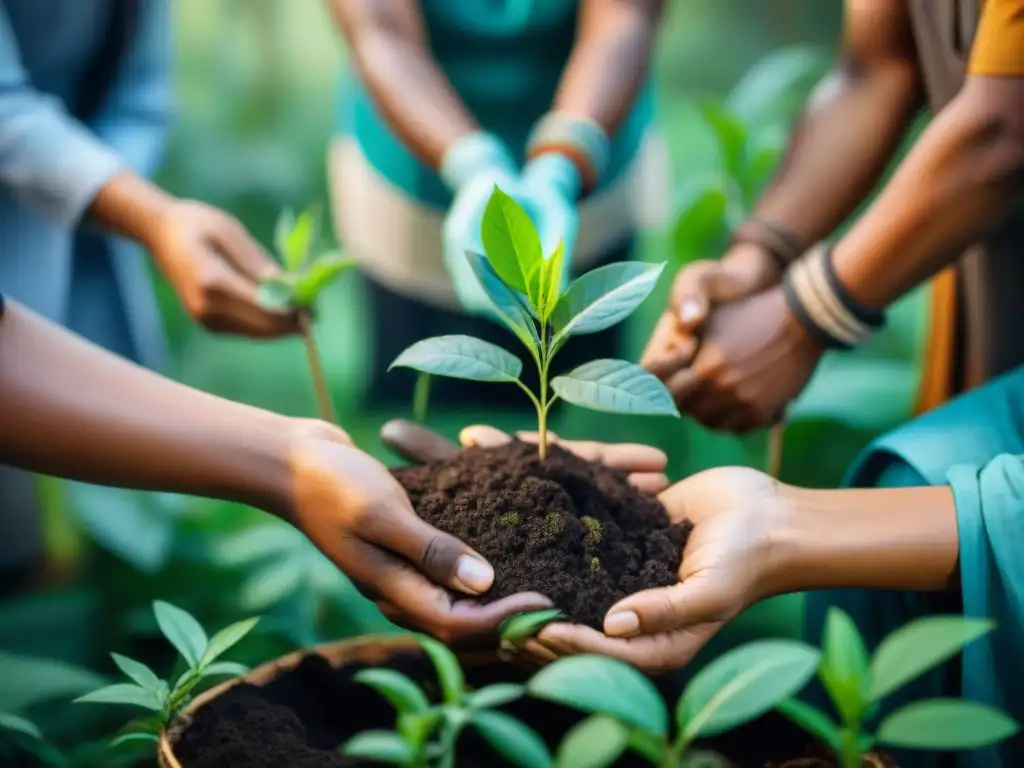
[[776, 609, 1019, 768], [390, 187, 679, 460], [529, 639, 822, 768], [341, 635, 550, 768], [257, 205, 357, 424], [75, 601, 259, 751]]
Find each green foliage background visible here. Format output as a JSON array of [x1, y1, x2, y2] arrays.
[[0, 2, 933, 763]]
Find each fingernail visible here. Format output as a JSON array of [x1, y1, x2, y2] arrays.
[[605, 611, 640, 637], [453, 556, 493, 594], [680, 300, 701, 323]]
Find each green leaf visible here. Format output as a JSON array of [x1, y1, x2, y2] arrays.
[[341, 730, 415, 766], [109, 731, 159, 749], [153, 601, 208, 668], [481, 187, 543, 301], [203, 617, 260, 665], [283, 206, 320, 272], [819, 607, 870, 723], [551, 360, 680, 417], [869, 616, 994, 702], [552, 262, 665, 340], [877, 699, 1019, 750], [725, 46, 825, 125], [110, 654, 165, 700], [74, 684, 163, 712], [200, 661, 249, 679], [417, 636, 465, 706], [679, 640, 822, 741], [239, 557, 304, 610], [354, 669, 431, 715], [274, 208, 295, 266], [697, 102, 748, 178], [0, 651, 109, 712], [397, 710, 443, 751], [527, 655, 668, 736], [0, 713, 42, 741], [256, 277, 295, 311], [499, 609, 566, 643], [464, 250, 540, 350], [671, 179, 729, 263], [294, 252, 357, 305], [471, 709, 552, 768], [775, 698, 841, 751], [554, 714, 630, 768], [539, 240, 566, 320], [627, 729, 663, 763], [740, 127, 786, 205], [459, 684, 519, 712], [390, 335, 523, 383]]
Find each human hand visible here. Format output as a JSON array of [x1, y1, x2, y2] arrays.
[[645, 285, 823, 432], [149, 200, 301, 338], [285, 420, 553, 644], [530, 467, 786, 673], [517, 154, 581, 264]]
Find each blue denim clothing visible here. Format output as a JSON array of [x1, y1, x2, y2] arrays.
[[804, 365, 1024, 768]]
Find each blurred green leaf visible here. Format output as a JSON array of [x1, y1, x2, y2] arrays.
[[201, 661, 249, 679], [418, 635, 464, 706], [471, 710, 552, 768], [257, 276, 296, 311], [500, 609, 566, 643], [468, 683, 525, 710], [354, 668, 431, 715], [0, 713, 42, 741], [877, 699, 1019, 750], [776, 698, 841, 751], [341, 730, 415, 765], [273, 208, 296, 265], [697, 102, 748, 178], [820, 608, 870, 723], [554, 714, 629, 768], [0, 651, 108, 712], [239, 556, 305, 610], [283, 206, 320, 272], [294, 252, 357, 305], [671, 177, 729, 264], [109, 731, 159, 750], [726, 46, 826, 126]]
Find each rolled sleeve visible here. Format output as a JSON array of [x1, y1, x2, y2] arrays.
[[968, 0, 1024, 76], [0, 7, 125, 229]]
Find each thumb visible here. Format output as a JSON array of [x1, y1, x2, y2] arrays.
[[671, 260, 758, 332], [459, 424, 515, 449], [603, 575, 732, 637]]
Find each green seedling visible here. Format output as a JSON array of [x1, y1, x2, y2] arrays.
[[499, 512, 520, 526], [589, 557, 601, 573], [529, 640, 822, 768], [390, 187, 679, 462], [581, 516, 602, 545], [341, 635, 550, 768], [257, 205, 358, 424], [75, 601, 259, 750], [776, 609, 1019, 768]]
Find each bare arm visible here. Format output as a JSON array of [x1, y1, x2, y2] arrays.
[[326, 0, 477, 169]]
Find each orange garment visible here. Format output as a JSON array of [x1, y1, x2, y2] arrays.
[[968, 0, 1024, 75]]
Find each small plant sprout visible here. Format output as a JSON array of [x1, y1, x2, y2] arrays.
[[528, 639, 822, 768], [499, 512, 520, 526], [389, 187, 679, 460], [257, 204, 358, 424], [581, 516, 602, 545], [75, 601, 259, 750], [776, 610, 1019, 768], [341, 635, 550, 768]]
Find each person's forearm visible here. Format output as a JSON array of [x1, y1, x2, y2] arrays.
[[832, 77, 1024, 308], [770, 482, 960, 594], [86, 170, 176, 249], [327, 0, 477, 170], [0, 301, 294, 518], [550, 0, 662, 135]]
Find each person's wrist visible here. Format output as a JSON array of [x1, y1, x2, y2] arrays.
[[440, 131, 516, 193], [526, 112, 610, 195], [720, 242, 784, 288], [763, 482, 829, 597], [89, 171, 177, 250], [522, 153, 583, 202]]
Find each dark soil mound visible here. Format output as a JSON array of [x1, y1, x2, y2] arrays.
[[392, 441, 691, 629]]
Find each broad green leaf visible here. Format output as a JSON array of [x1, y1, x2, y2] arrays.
[[540, 240, 566, 320], [877, 699, 1019, 750], [468, 683, 525, 710], [284, 207, 320, 272], [554, 714, 630, 768], [390, 336, 523, 383], [551, 360, 680, 417], [110, 654, 164, 700], [464, 250, 540, 350], [203, 617, 260, 665], [471, 709, 552, 768], [552, 262, 665, 339], [527, 655, 668, 736], [679, 639, 821, 741], [417, 636, 465, 706], [0, 713, 42, 740], [355, 669, 431, 715], [274, 208, 295, 266], [819, 607, 870, 723], [0, 652, 108, 712], [627, 729, 663, 763], [500, 609, 566, 643], [239, 557, 304, 610], [74, 684, 163, 712], [294, 252, 357, 305], [726, 46, 825, 125], [109, 731, 159, 749], [698, 102, 748, 178], [775, 698, 841, 751], [201, 661, 249, 679], [256, 277, 295, 311], [671, 179, 729, 264], [482, 187, 543, 301], [869, 617, 994, 702], [341, 730, 415, 766], [153, 601, 208, 668], [397, 710, 443, 751]]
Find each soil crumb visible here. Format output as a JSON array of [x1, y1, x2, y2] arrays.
[[392, 441, 691, 628]]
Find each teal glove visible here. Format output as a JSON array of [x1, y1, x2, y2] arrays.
[[441, 132, 519, 316], [518, 153, 581, 286]]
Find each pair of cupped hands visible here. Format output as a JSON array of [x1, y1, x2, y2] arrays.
[[282, 416, 788, 675]]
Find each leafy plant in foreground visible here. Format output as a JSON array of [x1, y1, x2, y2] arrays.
[[341, 635, 549, 768], [390, 187, 679, 461], [75, 601, 259, 750], [257, 205, 358, 423], [777, 610, 1019, 768], [530, 639, 822, 768]]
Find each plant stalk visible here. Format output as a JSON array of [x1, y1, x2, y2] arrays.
[[839, 728, 862, 768], [766, 423, 785, 479], [299, 311, 337, 424], [413, 372, 432, 423], [537, 322, 550, 460]]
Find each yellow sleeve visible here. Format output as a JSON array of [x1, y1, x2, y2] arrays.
[[968, 0, 1024, 75]]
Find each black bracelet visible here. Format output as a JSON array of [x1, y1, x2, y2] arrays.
[[731, 217, 805, 268], [821, 244, 886, 330], [781, 271, 853, 350]]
